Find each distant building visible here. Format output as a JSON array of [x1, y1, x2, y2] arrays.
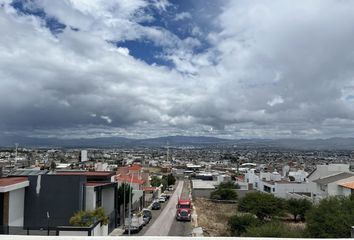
[[80, 150, 88, 162]]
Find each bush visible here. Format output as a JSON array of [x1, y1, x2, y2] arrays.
[[69, 207, 109, 227], [243, 221, 305, 238], [286, 198, 312, 221], [218, 181, 240, 189], [162, 174, 176, 186], [228, 214, 260, 236], [238, 192, 285, 220], [211, 188, 238, 201], [306, 195, 354, 238]]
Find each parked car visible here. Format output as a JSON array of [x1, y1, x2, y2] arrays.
[[152, 201, 161, 210], [164, 194, 171, 200], [124, 214, 144, 233], [158, 196, 166, 203], [168, 186, 174, 191], [142, 209, 152, 225]]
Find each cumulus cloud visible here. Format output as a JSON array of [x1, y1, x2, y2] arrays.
[[1, 0, 354, 139]]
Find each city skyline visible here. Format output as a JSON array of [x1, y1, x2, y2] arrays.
[[1, 0, 354, 140]]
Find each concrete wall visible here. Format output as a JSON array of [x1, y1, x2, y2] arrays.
[[192, 189, 214, 199], [85, 187, 96, 211], [24, 175, 86, 229], [102, 188, 114, 215], [275, 182, 311, 198], [59, 231, 88, 236], [8, 188, 25, 227], [236, 189, 257, 199]]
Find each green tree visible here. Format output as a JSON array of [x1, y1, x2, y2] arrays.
[[228, 214, 260, 236], [243, 221, 304, 238], [162, 174, 176, 186], [211, 188, 238, 200], [218, 181, 240, 189], [286, 198, 312, 221], [306, 195, 354, 238], [117, 183, 133, 207], [238, 192, 284, 220], [150, 176, 162, 187]]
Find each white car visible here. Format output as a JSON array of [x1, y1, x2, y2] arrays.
[[158, 196, 166, 203], [168, 186, 174, 191]]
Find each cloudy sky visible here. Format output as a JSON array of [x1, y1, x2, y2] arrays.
[[1, 0, 354, 140]]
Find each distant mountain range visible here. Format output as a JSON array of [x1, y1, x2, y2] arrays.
[[1, 135, 354, 150]]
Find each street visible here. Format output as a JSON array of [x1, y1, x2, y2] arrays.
[[143, 180, 192, 236], [168, 179, 192, 236]]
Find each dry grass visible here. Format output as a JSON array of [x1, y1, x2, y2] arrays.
[[143, 167, 161, 174], [194, 198, 237, 236]]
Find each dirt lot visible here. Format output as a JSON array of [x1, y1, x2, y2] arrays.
[[194, 198, 237, 236]]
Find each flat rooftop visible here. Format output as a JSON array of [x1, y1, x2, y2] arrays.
[[192, 180, 216, 189]]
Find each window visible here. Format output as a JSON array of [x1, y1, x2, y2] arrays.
[[96, 190, 102, 207], [272, 188, 275, 192], [263, 185, 271, 193]]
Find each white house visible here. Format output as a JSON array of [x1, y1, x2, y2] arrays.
[[0, 177, 29, 228], [311, 172, 354, 200]]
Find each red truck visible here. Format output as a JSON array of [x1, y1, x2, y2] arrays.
[[176, 199, 192, 221]]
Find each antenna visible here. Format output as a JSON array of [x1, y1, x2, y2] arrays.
[[166, 141, 170, 163], [14, 143, 19, 165]]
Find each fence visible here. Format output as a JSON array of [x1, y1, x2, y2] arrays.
[[0, 226, 56, 235]]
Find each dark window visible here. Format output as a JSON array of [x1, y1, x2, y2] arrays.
[[96, 190, 102, 207], [263, 185, 271, 193], [178, 204, 190, 208]]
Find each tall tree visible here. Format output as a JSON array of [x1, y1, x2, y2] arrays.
[[306, 195, 354, 238], [117, 183, 133, 207], [286, 198, 312, 221], [238, 192, 285, 220]]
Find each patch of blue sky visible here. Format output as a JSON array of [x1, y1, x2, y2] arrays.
[[118, 40, 173, 67], [10, 0, 66, 35]]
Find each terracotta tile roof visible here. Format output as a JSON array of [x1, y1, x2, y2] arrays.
[[339, 181, 354, 190], [0, 177, 28, 187], [56, 171, 115, 177], [116, 175, 145, 184], [129, 165, 142, 171]]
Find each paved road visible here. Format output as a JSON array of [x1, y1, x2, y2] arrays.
[[144, 181, 184, 236], [168, 179, 192, 236]]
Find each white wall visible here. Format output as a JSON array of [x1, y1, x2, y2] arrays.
[[9, 188, 25, 227], [275, 182, 311, 198], [102, 188, 114, 214], [86, 187, 96, 211], [92, 223, 101, 236], [259, 180, 311, 198], [59, 231, 88, 236]]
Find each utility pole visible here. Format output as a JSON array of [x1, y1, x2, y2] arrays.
[[128, 176, 133, 236], [123, 183, 125, 226]]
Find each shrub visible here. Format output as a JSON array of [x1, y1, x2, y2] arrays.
[[228, 214, 260, 236], [69, 207, 109, 226], [218, 181, 240, 189], [243, 221, 305, 238], [306, 195, 354, 238], [211, 188, 238, 200], [238, 192, 285, 220], [286, 198, 312, 221]]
